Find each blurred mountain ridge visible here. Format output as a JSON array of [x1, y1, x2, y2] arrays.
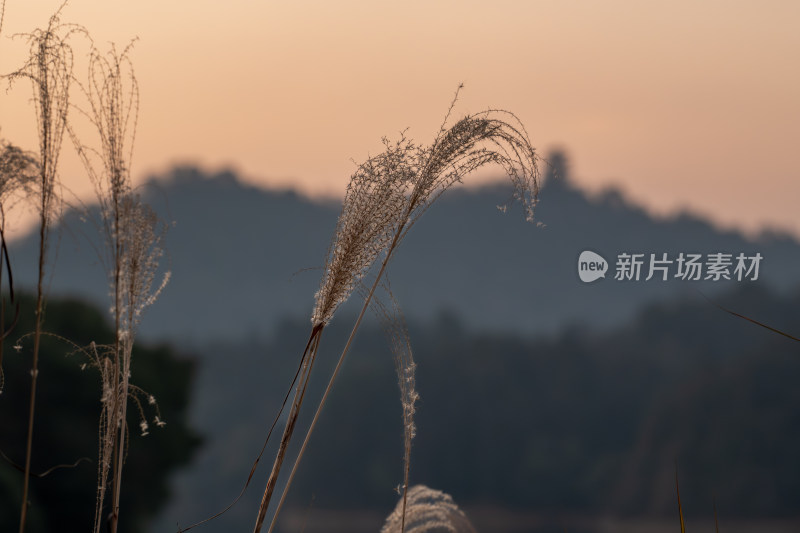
[[8, 152, 800, 344]]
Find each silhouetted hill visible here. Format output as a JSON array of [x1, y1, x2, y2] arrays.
[[8, 155, 800, 344]]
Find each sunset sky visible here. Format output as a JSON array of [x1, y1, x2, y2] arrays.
[[2, 1, 799, 237]]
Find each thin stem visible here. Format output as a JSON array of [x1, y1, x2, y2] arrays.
[[107, 202, 123, 533], [252, 325, 323, 533], [177, 334, 315, 533], [266, 229, 403, 533], [400, 444, 410, 533], [19, 187, 49, 533], [13, 11, 73, 530], [109, 368, 129, 533]]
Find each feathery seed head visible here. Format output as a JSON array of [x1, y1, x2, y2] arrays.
[[381, 485, 478, 533], [5, 8, 83, 231], [0, 140, 38, 207], [312, 99, 540, 327]]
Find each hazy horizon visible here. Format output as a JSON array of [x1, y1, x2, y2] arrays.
[[4, 155, 799, 244], [2, 1, 799, 238]]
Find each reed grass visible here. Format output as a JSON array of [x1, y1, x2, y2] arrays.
[[381, 485, 477, 533], [1, 5, 168, 530], [69, 38, 169, 533], [372, 284, 419, 533], [253, 86, 541, 533], [4, 5, 80, 528]]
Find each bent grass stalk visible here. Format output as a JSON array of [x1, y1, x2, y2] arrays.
[[254, 86, 541, 533], [267, 281, 418, 533], [376, 285, 419, 533]]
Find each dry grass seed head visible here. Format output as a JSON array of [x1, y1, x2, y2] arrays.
[[367, 281, 419, 444], [381, 485, 478, 533], [368, 281, 420, 532], [63, 33, 166, 531], [0, 140, 39, 210], [312, 135, 417, 325], [313, 97, 540, 327], [70, 41, 139, 255], [117, 196, 169, 339], [12, 333, 166, 531], [5, 7, 83, 229]]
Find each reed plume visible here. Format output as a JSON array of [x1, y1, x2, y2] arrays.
[[69, 40, 168, 533], [381, 485, 478, 533], [254, 87, 541, 533], [0, 141, 39, 194], [4, 5, 80, 528], [371, 283, 419, 533]]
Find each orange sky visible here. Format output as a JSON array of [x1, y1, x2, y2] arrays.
[[2, 1, 799, 237]]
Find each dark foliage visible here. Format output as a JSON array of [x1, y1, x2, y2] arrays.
[[0, 292, 201, 533], [278, 284, 800, 519]]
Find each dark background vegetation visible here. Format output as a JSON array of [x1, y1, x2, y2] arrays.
[[0, 293, 201, 533], [4, 153, 800, 531]]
